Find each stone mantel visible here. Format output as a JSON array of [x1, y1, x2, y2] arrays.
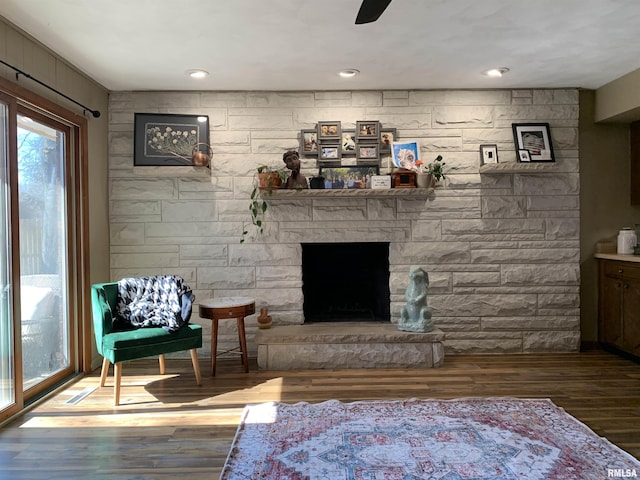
[[264, 187, 434, 198]]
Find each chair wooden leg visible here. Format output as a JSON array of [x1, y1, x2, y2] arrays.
[[190, 349, 202, 385], [100, 357, 110, 387], [158, 354, 166, 375], [113, 362, 122, 406]]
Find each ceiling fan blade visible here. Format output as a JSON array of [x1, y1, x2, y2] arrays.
[[355, 0, 392, 24]]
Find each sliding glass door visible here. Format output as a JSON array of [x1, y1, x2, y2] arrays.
[[0, 100, 15, 410], [17, 112, 71, 391], [0, 86, 83, 419]]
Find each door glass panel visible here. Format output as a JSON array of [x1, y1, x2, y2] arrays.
[[0, 103, 14, 408], [17, 114, 69, 390]]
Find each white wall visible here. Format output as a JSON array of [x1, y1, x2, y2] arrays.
[[109, 89, 581, 357]]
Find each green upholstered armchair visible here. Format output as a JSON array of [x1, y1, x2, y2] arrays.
[[91, 280, 202, 406]]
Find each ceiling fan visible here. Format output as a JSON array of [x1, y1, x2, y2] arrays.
[[355, 0, 393, 24]]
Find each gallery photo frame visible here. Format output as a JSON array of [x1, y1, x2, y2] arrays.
[[479, 144, 499, 165], [134, 113, 209, 166], [317, 121, 341, 140], [512, 123, 555, 162], [380, 128, 396, 152], [356, 143, 380, 162], [356, 120, 380, 140], [342, 130, 357, 155], [299, 129, 318, 157], [319, 144, 342, 161]]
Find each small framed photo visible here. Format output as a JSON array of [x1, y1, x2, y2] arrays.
[[299, 129, 318, 156], [134, 113, 209, 166], [357, 143, 380, 162], [391, 140, 420, 169], [356, 120, 380, 140], [518, 149, 532, 162], [512, 123, 555, 162], [479, 144, 499, 165], [317, 121, 341, 140], [342, 130, 357, 155], [380, 128, 396, 152], [319, 144, 342, 161], [319, 166, 379, 189]]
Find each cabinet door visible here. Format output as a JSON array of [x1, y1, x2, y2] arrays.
[[623, 277, 640, 356], [599, 273, 623, 348]]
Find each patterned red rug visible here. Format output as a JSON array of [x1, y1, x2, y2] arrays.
[[220, 397, 640, 480]]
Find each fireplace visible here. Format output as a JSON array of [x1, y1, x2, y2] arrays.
[[302, 242, 390, 323]]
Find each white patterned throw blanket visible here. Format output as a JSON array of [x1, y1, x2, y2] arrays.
[[115, 275, 194, 332], [221, 397, 640, 480]]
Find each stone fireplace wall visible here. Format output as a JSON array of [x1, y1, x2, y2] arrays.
[[108, 89, 580, 358]]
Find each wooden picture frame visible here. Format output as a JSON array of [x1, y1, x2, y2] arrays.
[[317, 121, 341, 140], [319, 166, 379, 189], [480, 144, 499, 165], [356, 120, 380, 140], [300, 129, 318, 156], [512, 123, 555, 162], [134, 113, 209, 166]]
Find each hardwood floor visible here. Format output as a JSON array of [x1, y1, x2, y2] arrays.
[[0, 349, 639, 479]]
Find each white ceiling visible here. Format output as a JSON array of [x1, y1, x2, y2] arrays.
[[2, 0, 640, 92]]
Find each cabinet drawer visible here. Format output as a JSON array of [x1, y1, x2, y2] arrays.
[[603, 260, 640, 280]]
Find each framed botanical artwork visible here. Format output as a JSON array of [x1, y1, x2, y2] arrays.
[[356, 142, 380, 162], [512, 123, 555, 162], [319, 166, 379, 189], [134, 113, 209, 166], [300, 129, 318, 156], [319, 144, 342, 161], [342, 130, 357, 155], [356, 120, 380, 140], [518, 149, 532, 162], [380, 128, 396, 152], [317, 121, 341, 140], [479, 144, 499, 165], [391, 140, 420, 170]]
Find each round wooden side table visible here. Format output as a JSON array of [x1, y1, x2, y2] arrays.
[[199, 297, 255, 376]]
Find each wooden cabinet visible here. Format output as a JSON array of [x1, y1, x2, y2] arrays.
[[598, 259, 640, 357]]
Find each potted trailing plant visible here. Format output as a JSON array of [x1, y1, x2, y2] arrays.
[[415, 155, 446, 188], [241, 165, 288, 243]]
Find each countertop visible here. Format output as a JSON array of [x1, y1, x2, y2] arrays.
[[594, 253, 640, 263]]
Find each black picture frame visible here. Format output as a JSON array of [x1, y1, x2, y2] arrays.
[[317, 121, 341, 140], [479, 144, 499, 165], [342, 130, 357, 155], [512, 123, 555, 162], [518, 149, 532, 162], [300, 129, 318, 157], [380, 128, 396, 152], [319, 166, 379, 189], [134, 113, 209, 166], [356, 120, 380, 140]]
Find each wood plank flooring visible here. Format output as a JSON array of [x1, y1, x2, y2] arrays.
[[0, 349, 639, 479]]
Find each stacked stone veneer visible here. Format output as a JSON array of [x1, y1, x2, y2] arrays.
[[108, 88, 580, 359]]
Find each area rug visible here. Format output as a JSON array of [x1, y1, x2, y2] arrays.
[[220, 397, 640, 480]]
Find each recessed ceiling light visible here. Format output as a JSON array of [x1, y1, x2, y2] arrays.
[[187, 69, 209, 79], [339, 69, 360, 78], [483, 67, 510, 78]]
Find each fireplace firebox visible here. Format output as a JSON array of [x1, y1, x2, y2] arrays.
[[302, 242, 390, 323]]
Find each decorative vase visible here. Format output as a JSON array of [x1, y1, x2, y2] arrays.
[[416, 173, 436, 189], [257, 307, 272, 329], [258, 172, 283, 190]]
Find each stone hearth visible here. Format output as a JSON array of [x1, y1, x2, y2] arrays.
[[256, 323, 445, 370]]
